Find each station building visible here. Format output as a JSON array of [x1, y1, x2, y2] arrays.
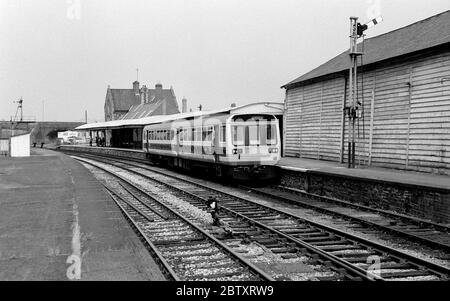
[[282, 10, 450, 175], [100, 81, 181, 148], [104, 81, 180, 121]]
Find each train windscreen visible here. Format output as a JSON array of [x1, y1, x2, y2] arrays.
[[231, 115, 278, 147]]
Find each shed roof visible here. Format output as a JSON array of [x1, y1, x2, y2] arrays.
[[282, 10, 450, 89]]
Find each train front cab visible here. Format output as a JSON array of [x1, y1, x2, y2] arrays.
[[222, 114, 281, 181]]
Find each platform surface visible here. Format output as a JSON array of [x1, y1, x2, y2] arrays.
[[278, 157, 450, 191], [0, 148, 165, 280]]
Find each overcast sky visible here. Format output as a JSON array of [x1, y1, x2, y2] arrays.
[[1, 0, 449, 122]]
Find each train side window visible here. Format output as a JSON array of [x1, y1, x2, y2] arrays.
[[220, 125, 226, 143], [202, 126, 212, 142], [232, 125, 244, 146], [196, 128, 201, 141]]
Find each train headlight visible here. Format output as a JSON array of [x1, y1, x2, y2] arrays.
[[233, 148, 243, 154], [268, 148, 278, 153]]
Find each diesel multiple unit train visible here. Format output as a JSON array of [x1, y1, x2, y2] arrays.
[[142, 103, 282, 180], [75, 103, 283, 180]]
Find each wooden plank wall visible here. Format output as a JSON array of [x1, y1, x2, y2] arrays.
[[284, 49, 450, 175]]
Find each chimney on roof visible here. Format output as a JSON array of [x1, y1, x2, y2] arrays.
[[133, 81, 139, 94], [155, 83, 163, 90], [182, 98, 187, 113], [141, 85, 148, 104], [231, 103, 236, 108]]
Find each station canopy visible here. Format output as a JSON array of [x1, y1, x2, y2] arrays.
[[75, 102, 284, 131]]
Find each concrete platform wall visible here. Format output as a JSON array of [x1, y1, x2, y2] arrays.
[[280, 169, 450, 224], [59, 145, 147, 161]]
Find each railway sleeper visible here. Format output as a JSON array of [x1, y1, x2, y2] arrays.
[[309, 240, 350, 246], [297, 235, 336, 242], [153, 237, 205, 246], [268, 247, 297, 254], [357, 262, 413, 270], [316, 245, 363, 251], [381, 270, 434, 279], [280, 228, 318, 234], [338, 254, 390, 263], [293, 233, 330, 239]]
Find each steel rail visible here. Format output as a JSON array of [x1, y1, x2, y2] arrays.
[[60, 149, 450, 234], [239, 185, 450, 252], [73, 154, 372, 281], [104, 189, 179, 281], [76, 156, 275, 281], [72, 153, 450, 280]]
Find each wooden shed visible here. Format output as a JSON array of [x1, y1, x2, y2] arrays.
[[282, 10, 450, 175]]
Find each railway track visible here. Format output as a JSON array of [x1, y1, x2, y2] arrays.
[[71, 152, 450, 281], [239, 185, 450, 253], [79, 158, 273, 281], [63, 150, 450, 252]]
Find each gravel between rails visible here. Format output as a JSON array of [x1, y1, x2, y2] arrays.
[[77, 158, 344, 281]]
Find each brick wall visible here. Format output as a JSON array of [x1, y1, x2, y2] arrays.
[[280, 169, 450, 224]]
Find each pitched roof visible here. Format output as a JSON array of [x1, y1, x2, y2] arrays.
[[120, 100, 163, 119], [109, 86, 178, 117], [109, 89, 140, 111], [282, 10, 450, 89]]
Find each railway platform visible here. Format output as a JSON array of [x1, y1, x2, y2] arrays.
[[0, 148, 165, 280], [278, 157, 450, 224]]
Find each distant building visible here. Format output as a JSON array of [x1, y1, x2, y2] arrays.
[[104, 81, 180, 121], [282, 10, 450, 175], [57, 130, 88, 144]]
